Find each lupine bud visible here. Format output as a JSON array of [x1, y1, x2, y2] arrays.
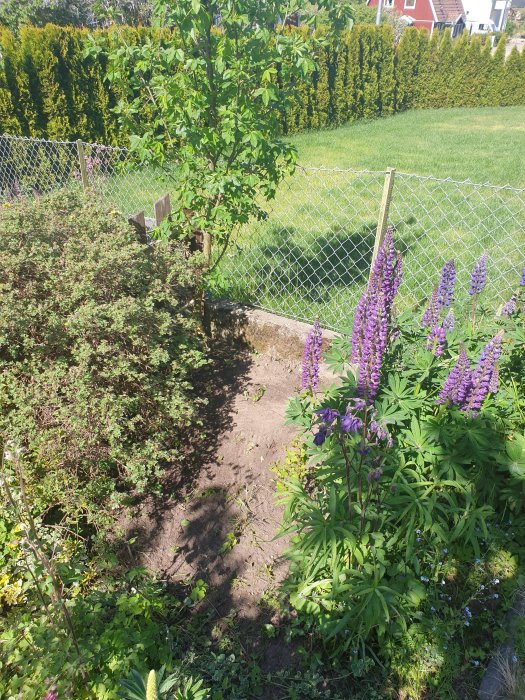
[[301, 320, 322, 392], [521, 268, 525, 286], [437, 259, 456, 309], [422, 287, 440, 328], [469, 252, 488, 295]]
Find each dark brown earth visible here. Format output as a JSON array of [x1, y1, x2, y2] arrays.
[[120, 339, 305, 680]]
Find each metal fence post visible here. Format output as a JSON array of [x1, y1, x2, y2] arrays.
[[370, 167, 396, 278], [76, 139, 89, 191]]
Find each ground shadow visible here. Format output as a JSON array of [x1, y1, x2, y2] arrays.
[[117, 319, 304, 691]]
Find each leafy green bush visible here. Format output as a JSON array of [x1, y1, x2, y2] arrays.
[[0, 191, 207, 525], [282, 235, 525, 669]]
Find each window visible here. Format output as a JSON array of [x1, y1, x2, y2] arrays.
[[479, 23, 485, 30], [384, 0, 394, 8], [405, 0, 416, 8]]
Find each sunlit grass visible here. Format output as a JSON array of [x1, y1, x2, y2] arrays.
[[96, 107, 525, 331]]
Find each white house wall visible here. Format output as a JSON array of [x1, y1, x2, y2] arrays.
[[462, 0, 511, 32]]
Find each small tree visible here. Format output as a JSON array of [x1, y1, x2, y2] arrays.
[[101, 0, 352, 260]]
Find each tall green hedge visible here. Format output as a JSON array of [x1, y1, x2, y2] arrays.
[[0, 25, 523, 144]]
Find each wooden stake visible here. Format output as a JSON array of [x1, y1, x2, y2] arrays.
[[76, 139, 89, 191], [370, 167, 396, 279], [203, 231, 212, 265]]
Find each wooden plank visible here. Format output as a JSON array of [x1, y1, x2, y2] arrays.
[[154, 193, 171, 226], [128, 211, 148, 243]]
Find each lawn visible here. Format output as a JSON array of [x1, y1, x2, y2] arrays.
[[214, 107, 525, 331], [291, 106, 525, 186]]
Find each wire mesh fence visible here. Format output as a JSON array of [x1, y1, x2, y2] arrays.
[[1, 133, 524, 333]]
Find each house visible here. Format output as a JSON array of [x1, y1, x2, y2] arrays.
[[366, 0, 466, 35], [462, 1, 512, 34]]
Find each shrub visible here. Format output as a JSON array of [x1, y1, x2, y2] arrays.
[[282, 234, 525, 668], [1, 25, 524, 144], [0, 191, 207, 525]]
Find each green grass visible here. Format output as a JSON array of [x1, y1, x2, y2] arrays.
[[291, 106, 525, 187], [214, 107, 525, 330]]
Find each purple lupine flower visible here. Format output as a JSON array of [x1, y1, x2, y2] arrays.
[[443, 309, 455, 332], [437, 346, 472, 406], [501, 296, 516, 317], [301, 320, 322, 392], [351, 228, 402, 400], [351, 228, 402, 365], [316, 408, 339, 424], [463, 332, 503, 416], [438, 259, 456, 309], [469, 252, 488, 296], [426, 324, 446, 357], [422, 287, 440, 328], [357, 289, 388, 399], [520, 267, 525, 286], [393, 251, 404, 297], [43, 687, 58, 700], [341, 413, 363, 434]]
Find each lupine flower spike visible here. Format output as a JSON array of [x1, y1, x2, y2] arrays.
[[422, 287, 440, 328], [351, 228, 402, 400], [437, 346, 472, 406], [301, 319, 322, 393], [469, 252, 488, 296], [501, 296, 516, 318], [426, 325, 446, 357], [469, 252, 488, 327], [437, 259, 456, 309], [521, 267, 525, 287], [462, 332, 503, 417]]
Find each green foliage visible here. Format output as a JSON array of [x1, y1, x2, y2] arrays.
[[281, 263, 525, 670], [120, 667, 209, 700], [1, 24, 524, 147], [0, 191, 207, 525], [98, 1, 354, 252]]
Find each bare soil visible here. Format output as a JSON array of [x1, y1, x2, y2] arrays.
[[120, 339, 304, 678]]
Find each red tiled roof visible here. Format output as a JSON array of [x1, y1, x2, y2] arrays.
[[432, 0, 465, 22]]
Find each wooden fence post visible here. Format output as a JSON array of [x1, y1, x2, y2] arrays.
[[370, 167, 396, 279], [203, 232, 212, 265], [76, 139, 89, 191]]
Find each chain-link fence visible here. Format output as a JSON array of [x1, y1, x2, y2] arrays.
[[1, 134, 524, 332], [0, 134, 167, 217], [217, 167, 525, 330]]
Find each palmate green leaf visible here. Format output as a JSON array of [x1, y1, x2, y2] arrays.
[[284, 395, 311, 428], [505, 433, 525, 478]]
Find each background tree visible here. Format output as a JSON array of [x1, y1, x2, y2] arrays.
[[100, 0, 352, 261]]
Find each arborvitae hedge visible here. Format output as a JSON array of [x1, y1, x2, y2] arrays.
[[0, 25, 524, 144]]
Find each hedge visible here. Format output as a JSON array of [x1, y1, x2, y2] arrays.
[[0, 24, 524, 145]]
